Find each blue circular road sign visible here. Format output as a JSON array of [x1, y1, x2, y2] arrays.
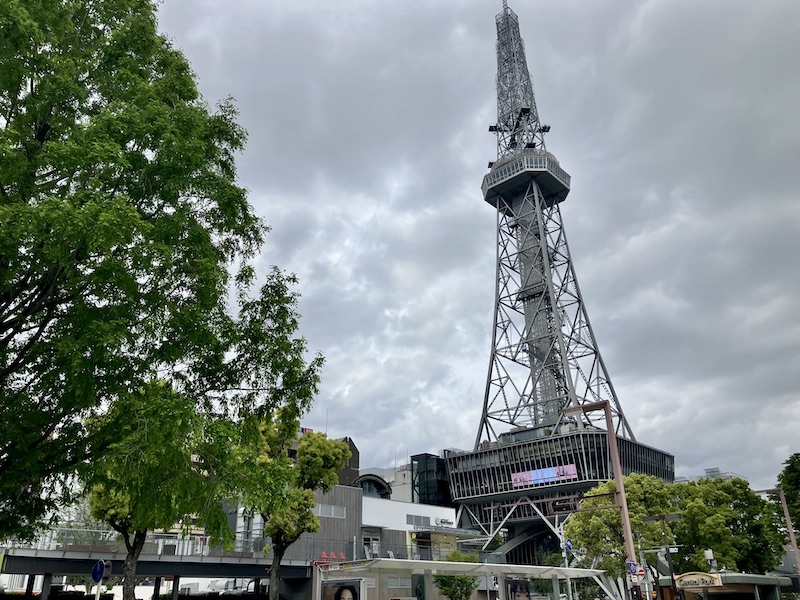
[[91, 559, 105, 583]]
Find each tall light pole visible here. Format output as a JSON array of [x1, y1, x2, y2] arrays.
[[565, 400, 642, 600], [642, 514, 682, 600], [756, 487, 800, 579]]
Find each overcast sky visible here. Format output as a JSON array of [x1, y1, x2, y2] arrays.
[[157, 0, 800, 491]]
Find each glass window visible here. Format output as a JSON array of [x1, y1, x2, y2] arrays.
[[315, 503, 345, 518]]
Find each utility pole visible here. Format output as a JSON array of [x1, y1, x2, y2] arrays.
[[559, 521, 575, 600], [755, 488, 800, 581], [637, 534, 650, 600], [566, 401, 642, 600], [642, 514, 682, 600]]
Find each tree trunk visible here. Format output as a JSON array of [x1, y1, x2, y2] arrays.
[[121, 529, 147, 600], [268, 543, 287, 600]]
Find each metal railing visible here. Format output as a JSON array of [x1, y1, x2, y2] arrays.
[[3, 528, 360, 563], [481, 149, 571, 197], [4, 527, 503, 568]]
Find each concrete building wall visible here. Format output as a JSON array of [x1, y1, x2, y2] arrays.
[[232, 485, 363, 562], [362, 497, 455, 531], [301, 485, 363, 561]]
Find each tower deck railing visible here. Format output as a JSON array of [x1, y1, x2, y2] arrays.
[[482, 149, 571, 198]]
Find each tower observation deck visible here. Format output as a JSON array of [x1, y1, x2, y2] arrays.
[[445, 2, 674, 564]]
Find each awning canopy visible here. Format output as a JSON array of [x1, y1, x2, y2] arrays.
[[318, 558, 603, 580], [660, 571, 794, 593]]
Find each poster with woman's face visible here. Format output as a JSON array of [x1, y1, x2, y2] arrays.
[[509, 580, 531, 600], [323, 580, 362, 600]]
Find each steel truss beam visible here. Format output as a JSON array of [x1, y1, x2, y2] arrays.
[[476, 178, 634, 447]]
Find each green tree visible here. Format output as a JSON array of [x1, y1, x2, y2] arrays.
[[233, 418, 350, 600], [567, 474, 785, 577], [0, 0, 264, 539], [564, 473, 677, 578], [265, 431, 350, 600], [433, 550, 480, 600], [672, 477, 784, 574], [777, 453, 800, 536], [86, 383, 232, 600], [81, 258, 324, 600]]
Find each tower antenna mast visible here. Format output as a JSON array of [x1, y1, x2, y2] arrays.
[[491, 2, 548, 160]]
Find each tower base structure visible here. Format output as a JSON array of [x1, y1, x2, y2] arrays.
[[445, 425, 674, 563]]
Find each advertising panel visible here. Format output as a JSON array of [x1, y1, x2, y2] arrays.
[[511, 464, 578, 488], [508, 580, 530, 600], [323, 580, 364, 600]]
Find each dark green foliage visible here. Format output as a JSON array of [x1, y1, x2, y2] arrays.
[[672, 477, 784, 573], [1, 8, 337, 600], [565, 473, 676, 578], [0, 0, 264, 539], [565, 474, 785, 577], [778, 453, 800, 536], [433, 551, 480, 600]]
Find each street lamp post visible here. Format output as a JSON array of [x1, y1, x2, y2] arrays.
[[642, 514, 682, 600], [755, 487, 800, 579], [565, 400, 642, 600]]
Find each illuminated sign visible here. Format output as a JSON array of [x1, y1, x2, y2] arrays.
[[511, 464, 578, 487]]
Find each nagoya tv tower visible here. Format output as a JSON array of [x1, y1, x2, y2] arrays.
[[444, 2, 674, 566], [477, 0, 629, 444]]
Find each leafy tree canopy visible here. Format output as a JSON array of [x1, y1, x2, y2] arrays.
[[565, 474, 785, 578], [672, 477, 784, 574], [433, 550, 480, 600], [0, 0, 288, 539], [264, 431, 350, 600], [265, 429, 351, 560], [87, 382, 234, 600], [564, 473, 676, 577], [87, 383, 231, 540], [230, 416, 350, 600]]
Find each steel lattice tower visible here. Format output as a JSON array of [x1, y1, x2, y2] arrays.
[[444, 7, 673, 559], [475, 2, 634, 449]]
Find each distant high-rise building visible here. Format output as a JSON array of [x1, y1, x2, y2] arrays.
[[674, 467, 747, 484]]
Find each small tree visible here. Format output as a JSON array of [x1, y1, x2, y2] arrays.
[[267, 431, 350, 600], [86, 383, 232, 600], [233, 418, 350, 600], [433, 550, 480, 600]]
